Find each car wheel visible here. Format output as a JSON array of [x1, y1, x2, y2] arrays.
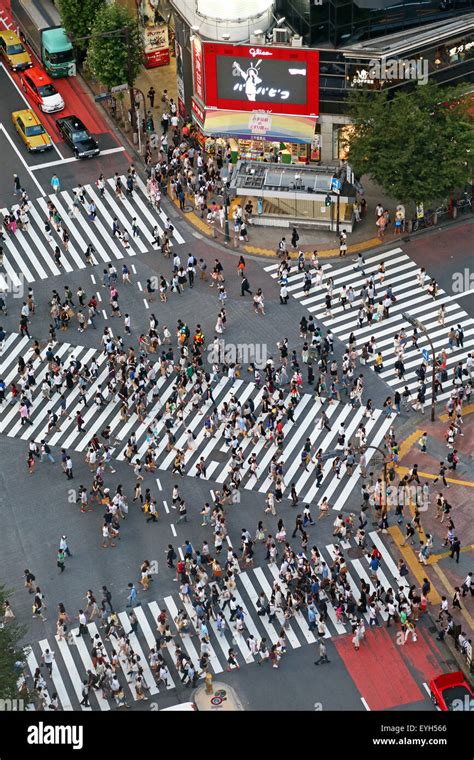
[[74, 148, 79, 159]]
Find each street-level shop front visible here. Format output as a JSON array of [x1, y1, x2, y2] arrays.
[[190, 101, 321, 164]]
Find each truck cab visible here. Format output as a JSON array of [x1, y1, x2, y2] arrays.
[[41, 28, 75, 78], [11, 0, 76, 78]]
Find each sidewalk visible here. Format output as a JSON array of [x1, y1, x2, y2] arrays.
[[385, 407, 474, 648]]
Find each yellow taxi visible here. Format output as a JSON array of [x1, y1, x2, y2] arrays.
[[12, 109, 53, 152], [0, 30, 32, 71]]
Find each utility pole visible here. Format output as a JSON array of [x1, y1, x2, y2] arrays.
[[124, 26, 137, 137]]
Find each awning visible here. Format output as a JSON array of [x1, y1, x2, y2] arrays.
[[203, 110, 317, 144]]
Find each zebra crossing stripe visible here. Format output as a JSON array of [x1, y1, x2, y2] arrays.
[[26, 205, 62, 274], [159, 597, 201, 671], [133, 606, 176, 690], [252, 566, 302, 647], [25, 646, 53, 708], [367, 532, 410, 591], [148, 600, 184, 675], [54, 634, 92, 710], [331, 414, 394, 511], [38, 639, 73, 711], [64, 190, 121, 263], [133, 175, 186, 245], [73, 633, 111, 710], [117, 611, 159, 695]]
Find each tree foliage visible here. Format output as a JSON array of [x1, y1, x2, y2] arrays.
[[86, 2, 143, 90], [57, 0, 106, 60], [0, 583, 28, 700], [345, 83, 474, 207]]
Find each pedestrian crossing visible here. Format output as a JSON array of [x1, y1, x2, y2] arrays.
[[0, 333, 393, 508], [24, 531, 407, 710], [0, 175, 185, 289], [264, 248, 474, 405]]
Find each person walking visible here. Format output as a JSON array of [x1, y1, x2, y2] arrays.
[[314, 640, 330, 665], [50, 175, 60, 193], [449, 536, 461, 563]]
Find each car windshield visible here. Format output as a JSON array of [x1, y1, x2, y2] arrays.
[[25, 124, 45, 136], [72, 130, 89, 143], [38, 84, 58, 98], [7, 43, 25, 55], [48, 50, 74, 63]]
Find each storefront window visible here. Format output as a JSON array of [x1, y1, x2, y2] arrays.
[[332, 125, 353, 161]]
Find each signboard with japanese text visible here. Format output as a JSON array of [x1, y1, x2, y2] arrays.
[[143, 24, 170, 68], [202, 42, 319, 116], [248, 113, 272, 135]]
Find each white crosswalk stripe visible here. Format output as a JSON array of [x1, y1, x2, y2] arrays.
[[1, 333, 394, 508], [264, 248, 474, 406], [0, 176, 185, 284], [23, 531, 403, 709]]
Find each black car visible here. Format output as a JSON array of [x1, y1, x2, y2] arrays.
[[55, 115, 100, 159]]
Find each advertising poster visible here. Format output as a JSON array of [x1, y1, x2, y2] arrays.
[[192, 37, 204, 102], [203, 43, 319, 116], [175, 39, 186, 118], [143, 24, 170, 68]]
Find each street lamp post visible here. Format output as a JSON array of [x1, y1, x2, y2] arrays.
[[363, 444, 392, 524], [402, 312, 437, 422], [223, 183, 230, 245]]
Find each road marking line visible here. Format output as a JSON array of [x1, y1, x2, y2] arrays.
[[386, 526, 441, 604], [170, 523, 177, 536], [361, 697, 371, 710], [0, 123, 45, 195], [29, 147, 126, 171], [422, 682, 431, 698], [102, 309, 107, 319], [163, 499, 169, 514], [156, 478, 162, 491], [178, 547, 184, 561], [91, 274, 96, 284], [432, 564, 474, 628], [395, 467, 474, 487], [428, 544, 474, 564]]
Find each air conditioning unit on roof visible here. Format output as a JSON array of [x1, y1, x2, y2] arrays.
[[273, 27, 289, 44], [292, 35, 303, 47]]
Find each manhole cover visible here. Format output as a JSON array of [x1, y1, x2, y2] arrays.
[[347, 547, 365, 559]]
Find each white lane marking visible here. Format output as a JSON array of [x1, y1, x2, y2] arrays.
[[0, 122, 45, 195], [170, 524, 177, 536], [361, 697, 371, 711], [29, 147, 126, 171]]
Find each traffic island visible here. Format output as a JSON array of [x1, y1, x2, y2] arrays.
[[193, 681, 245, 711]]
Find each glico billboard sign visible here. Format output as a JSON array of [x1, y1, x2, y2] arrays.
[[202, 42, 319, 116]]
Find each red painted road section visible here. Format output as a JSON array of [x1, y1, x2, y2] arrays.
[[0, 0, 120, 144], [401, 628, 447, 686], [335, 627, 424, 710]]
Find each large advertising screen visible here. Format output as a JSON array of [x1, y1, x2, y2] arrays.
[[203, 43, 319, 116]]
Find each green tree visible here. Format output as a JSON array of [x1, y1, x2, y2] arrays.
[[0, 583, 28, 701], [346, 83, 474, 209], [57, 0, 106, 60], [86, 2, 143, 91]]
